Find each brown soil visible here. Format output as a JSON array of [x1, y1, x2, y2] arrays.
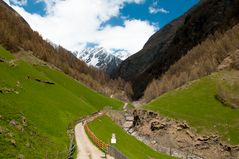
[[108, 109, 239, 159]]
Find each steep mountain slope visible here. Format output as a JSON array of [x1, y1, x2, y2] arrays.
[[0, 47, 123, 158], [145, 71, 239, 146], [74, 47, 122, 74], [144, 23, 239, 102], [114, 0, 239, 99], [0, 0, 129, 99]]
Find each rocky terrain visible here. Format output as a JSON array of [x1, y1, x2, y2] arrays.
[[113, 0, 239, 99], [108, 109, 239, 159]]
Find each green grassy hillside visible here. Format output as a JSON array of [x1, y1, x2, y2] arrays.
[[145, 72, 239, 145], [88, 115, 175, 159], [0, 47, 123, 158]]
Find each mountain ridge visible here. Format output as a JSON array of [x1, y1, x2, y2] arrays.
[[113, 0, 239, 99], [74, 47, 122, 75]]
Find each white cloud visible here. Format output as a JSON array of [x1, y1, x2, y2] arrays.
[[158, 8, 170, 14], [4, 0, 156, 55], [97, 20, 156, 53], [149, 6, 169, 14], [149, 1, 169, 14]]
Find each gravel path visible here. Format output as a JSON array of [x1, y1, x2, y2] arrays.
[[75, 122, 114, 159]]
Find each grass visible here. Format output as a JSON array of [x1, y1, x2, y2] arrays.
[[0, 47, 14, 60], [0, 47, 123, 158], [88, 115, 175, 159], [145, 72, 239, 145]]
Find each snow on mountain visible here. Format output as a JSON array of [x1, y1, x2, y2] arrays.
[[112, 49, 131, 60], [74, 47, 124, 74]]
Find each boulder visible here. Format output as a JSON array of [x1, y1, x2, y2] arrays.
[[128, 128, 135, 134], [10, 139, 16, 146], [150, 120, 167, 131], [151, 140, 157, 145], [9, 120, 17, 126], [177, 122, 189, 131], [123, 121, 133, 129], [125, 116, 134, 121]]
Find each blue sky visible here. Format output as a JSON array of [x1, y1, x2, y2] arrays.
[[106, 0, 199, 28], [12, 0, 199, 28], [6, 0, 199, 57]]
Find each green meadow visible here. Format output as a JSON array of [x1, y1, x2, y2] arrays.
[[145, 72, 239, 145], [0, 47, 123, 158]]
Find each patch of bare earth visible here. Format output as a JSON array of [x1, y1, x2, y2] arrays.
[[108, 109, 239, 159]]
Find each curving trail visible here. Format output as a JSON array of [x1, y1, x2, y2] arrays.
[[75, 122, 114, 159]]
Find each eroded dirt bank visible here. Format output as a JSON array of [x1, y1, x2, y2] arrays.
[[107, 109, 239, 159]]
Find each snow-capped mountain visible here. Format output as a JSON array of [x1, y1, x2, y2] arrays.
[[112, 49, 131, 60], [74, 47, 123, 74]]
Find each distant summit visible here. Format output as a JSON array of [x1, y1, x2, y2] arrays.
[[74, 47, 129, 74]]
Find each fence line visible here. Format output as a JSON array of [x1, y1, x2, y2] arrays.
[[84, 123, 128, 159], [84, 124, 109, 153]]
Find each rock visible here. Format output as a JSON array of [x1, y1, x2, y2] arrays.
[[16, 81, 21, 87], [148, 111, 157, 118], [17, 154, 25, 159], [151, 140, 157, 145], [186, 130, 195, 139], [123, 121, 133, 129], [123, 103, 128, 110], [7, 132, 13, 138], [131, 131, 137, 136], [128, 128, 135, 134], [211, 135, 219, 143], [8, 61, 16, 67], [9, 120, 17, 126], [9, 119, 17, 127], [195, 142, 210, 150], [0, 58, 5, 62], [25, 142, 31, 148], [223, 145, 232, 151], [1, 87, 15, 94], [10, 139, 16, 146], [125, 116, 134, 121], [187, 154, 204, 159], [21, 116, 27, 126], [133, 115, 141, 127], [177, 122, 189, 131], [124, 127, 129, 131], [150, 120, 167, 131], [197, 136, 210, 142]]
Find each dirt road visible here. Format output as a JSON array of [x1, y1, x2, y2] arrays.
[[75, 122, 114, 159]]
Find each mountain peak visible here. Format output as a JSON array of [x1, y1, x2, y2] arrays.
[[74, 47, 123, 74]]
